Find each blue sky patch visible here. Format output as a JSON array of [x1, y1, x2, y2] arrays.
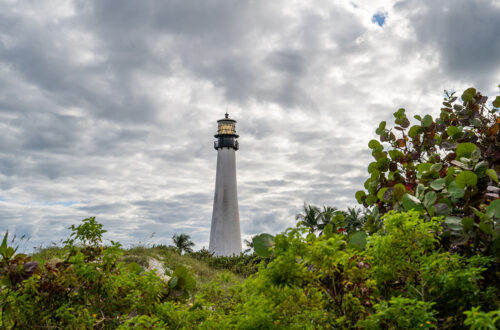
[[372, 12, 386, 27]]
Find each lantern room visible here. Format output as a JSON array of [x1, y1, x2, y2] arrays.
[[214, 113, 239, 150]]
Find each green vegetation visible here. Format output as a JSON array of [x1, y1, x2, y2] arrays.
[[172, 234, 195, 254], [1, 87, 499, 328]]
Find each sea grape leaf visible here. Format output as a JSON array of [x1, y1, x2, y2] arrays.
[[416, 184, 426, 200], [451, 160, 472, 170], [471, 118, 482, 128], [445, 216, 462, 231], [421, 115, 433, 127], [474, 161, 489, 173], [461, 87, 476, 102], [493, 96, 500, 108], [430, 163, 442, 172], [423, 191, 437, 209], [402, 193, 424, 212], [394, 108, 405, 119], [489, 123, 499, 136], [376, 121, 386, 134], [377, 187, 389, 201], [348, 231, 367, 250], [417, 163, 432, 173], [389, 149, 403, 161], [169, 276, 179, 288], [368, 140, 382, 150], [433, 203, 450, 216], [393, 183, 406, 201], [383, 187, 394, 201], [253, 233, 274, 257], [355, 190, 366, 203], [486, 169, 499, 183], [486, 199, 500, 219], [430, 178, 446, 191], [479, 221, 495, 236], [455, 171, 477, 189], [462, 217, 474, 232], [456, 142, 477, 159], [448, 181, 465, 199], [446, 126, 459, 137], [408, 125, 421, 138]]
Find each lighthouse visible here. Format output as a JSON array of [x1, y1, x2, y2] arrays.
[[209, 113, 242, 256]]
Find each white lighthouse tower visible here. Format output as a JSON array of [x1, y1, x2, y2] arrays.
[[209, 113, 242, 256]]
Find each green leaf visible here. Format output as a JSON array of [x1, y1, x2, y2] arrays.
[[348, 231, 367, 250], [323, 223, 334, 236], [456, 142, 477, 159], [416, 183, 427, 200], [455, 170, 478, 189], [445, 216, 462, 231], [446, 126, 459, 137], [377, 187, 389, 201], [393, 108, 405, 119], [393, 183, 406, 201], [430, 163, 442, 172], [433, 203, 450, 216], [383, 187, 394, 201], [169, 276, 179, 288], [430, 178, 446, 191], [253, 233, 274, 257], [0, 231, 7, 256], [368, 140, 381, 150], [408, 125, 421, 138], [368, 162, 378, 174], [376, 121, 387, 134], [366, 195, 378, 206], [493, 96, 500, 108], [486, 169, 499, 183], [389, 149, 403, 161], [355, 190, 366, 203], [448, 181, 465, 199], [486, 199, 500, 219], [421, 115, 433, 127], [461, 87, 476, 102], [461, 217, 474, 232], [402, 193, 424, 212], [471, 118, 482, 128], [479, 221, 495, 236], [474, 161, 489, 174], [423, 191, 437, 209]]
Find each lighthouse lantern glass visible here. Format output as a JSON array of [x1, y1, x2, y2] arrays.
[[218, 121, 235, 135]]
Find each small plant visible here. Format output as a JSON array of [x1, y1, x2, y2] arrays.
[[464, 307, 500, 329]]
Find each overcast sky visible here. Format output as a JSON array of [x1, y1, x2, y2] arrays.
[[1, 0, 499, 251]]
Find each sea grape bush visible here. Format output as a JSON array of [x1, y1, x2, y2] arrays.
[[356, 87, 500, 256]]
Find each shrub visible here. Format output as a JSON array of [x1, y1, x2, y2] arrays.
[[357, 88, 500, 256]]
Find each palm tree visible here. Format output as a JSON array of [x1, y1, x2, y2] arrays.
[[344, 207, 366, 233], [243, 236, 255, 254], [296, 203, 321, 233], [172, 233, 195, 254], [318, 206, 339, 232]]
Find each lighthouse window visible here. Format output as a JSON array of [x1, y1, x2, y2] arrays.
[[219, 123, 235, 134]]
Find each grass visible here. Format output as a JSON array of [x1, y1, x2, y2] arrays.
[[32, 245, 244, 288]]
